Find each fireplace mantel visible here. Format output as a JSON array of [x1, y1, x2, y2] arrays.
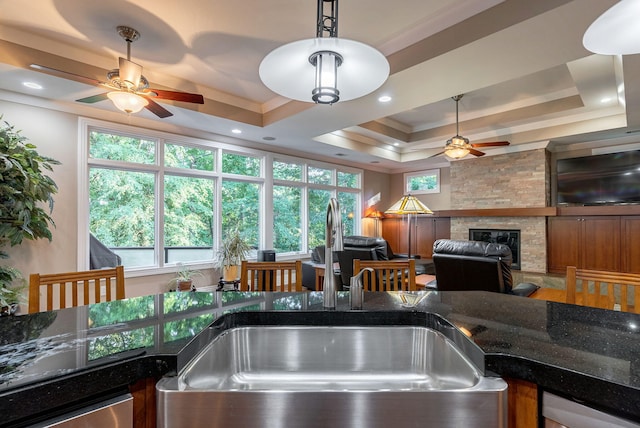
[[434, 205, 640, 217], [435, 207, 556, 217]]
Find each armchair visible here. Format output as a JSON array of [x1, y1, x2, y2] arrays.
[[336, 236, 434, 288], [431, 239, 539, 297], [301, 235, 436, 290]]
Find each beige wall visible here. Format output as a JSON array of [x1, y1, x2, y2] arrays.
[[387, 166, 452, 211], [1, 100, 79, 278]]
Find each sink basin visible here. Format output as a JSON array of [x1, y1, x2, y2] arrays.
[[181, 326, 480, 391], [157, 320, 507, 427]]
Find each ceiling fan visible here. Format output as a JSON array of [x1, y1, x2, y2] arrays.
[[430, 94, 510, 159], [30, 26, 204, 118]]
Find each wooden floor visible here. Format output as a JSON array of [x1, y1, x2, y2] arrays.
[[529, 287, 566, 303]]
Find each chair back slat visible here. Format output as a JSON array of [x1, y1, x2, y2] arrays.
[[565, 266, 640, 313], [29, 266, 125, 313], [239, 260, 302, 292], [353, 259, 417, 292]]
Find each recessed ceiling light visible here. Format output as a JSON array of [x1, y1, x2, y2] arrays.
[[231, 129, 242, 134], [393, 142, 400, 146], [335, 153, 346, 157], [263, 136, 276, 141], [378, 95, 392, 103], [370, 160, 380, 164], [23, 81, 43, 90]]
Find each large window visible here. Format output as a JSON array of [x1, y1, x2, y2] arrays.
[[81, 119, 362, 272], [274, 159, 361, 253]]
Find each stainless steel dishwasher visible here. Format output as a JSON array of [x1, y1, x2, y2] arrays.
[[30, 394, 133, 428], [543, 391, 640, 428]]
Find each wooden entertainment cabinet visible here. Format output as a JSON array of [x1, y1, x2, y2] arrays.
[[547, 206, 640, 274], [381, 215, 450, 259]]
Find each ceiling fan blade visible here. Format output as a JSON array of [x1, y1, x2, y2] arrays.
[[30, 64, 104, 87], [146, 89, 204, 104], [144, 98, 174, 118], [76, 93, 109, 103], [469, 148, 486, 157], [428, 150, 446, 158], [118, 57, 143, 89], [471, 141, 510, 148]]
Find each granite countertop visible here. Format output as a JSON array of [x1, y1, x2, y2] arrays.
[[1, 290, 640, 426]]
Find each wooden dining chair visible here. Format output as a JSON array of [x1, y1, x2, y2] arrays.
[[566, 266, 640, 313], [239, 260, 303, 292], [29, 266, 125, 313], [353, 259, 417, 292]]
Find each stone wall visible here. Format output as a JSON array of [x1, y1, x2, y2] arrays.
[[449, 149, 550, 273]]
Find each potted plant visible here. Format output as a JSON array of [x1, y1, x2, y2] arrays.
[[0, 118, 59, 313], [217, 229, 251, 281], [169, 263, 205, 291]]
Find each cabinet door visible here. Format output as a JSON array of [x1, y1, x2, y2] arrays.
[[622, 216, 640, 273], [381, 217, 404, 256], [434, 217, 451, 240], [415, 217, 451, 259], [581, 216, 620, 271], [415, 217, 435, 258], [383, 216, 450, 259], [547, 217, 580, 274], [506, 378, 538, 428]]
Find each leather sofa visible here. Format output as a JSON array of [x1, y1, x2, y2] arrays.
[[302, 236, 435, 290], [431, 239, 539, 296]]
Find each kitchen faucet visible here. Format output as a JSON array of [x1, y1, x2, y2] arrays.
[[324, 198, 343, 309]]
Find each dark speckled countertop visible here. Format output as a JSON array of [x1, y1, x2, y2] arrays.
[[1, 290, 640, 426]]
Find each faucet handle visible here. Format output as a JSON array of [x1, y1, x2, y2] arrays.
[[350, 268, 373, 310], [352, 267, 374, 284]]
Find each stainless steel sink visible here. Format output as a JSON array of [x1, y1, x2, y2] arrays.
[[157, 324, 507, 427]]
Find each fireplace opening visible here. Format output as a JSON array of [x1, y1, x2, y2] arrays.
[[469, 229, 521, 270]]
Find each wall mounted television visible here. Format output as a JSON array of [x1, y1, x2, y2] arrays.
[[556, 150, 640, 205]]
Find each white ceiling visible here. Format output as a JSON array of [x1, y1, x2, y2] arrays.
[[0, 0, 637, 173]]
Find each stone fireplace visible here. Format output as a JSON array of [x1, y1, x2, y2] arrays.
[[449, 148, 550, 273]]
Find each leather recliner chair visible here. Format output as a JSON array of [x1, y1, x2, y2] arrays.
[[432, 239, 539, 297], [302, 235, 434, 290]]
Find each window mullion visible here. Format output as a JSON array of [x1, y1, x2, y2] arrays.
[[263, 154, 274, 251], [157, 138, 165, 267]]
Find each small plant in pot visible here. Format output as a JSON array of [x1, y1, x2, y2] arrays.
[[217, 229, 251, 282], [168, 263, 204, 291]]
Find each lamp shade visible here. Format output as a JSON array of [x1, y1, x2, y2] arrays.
[[365, 210, 386, 219], [259, 37, 389, 103], [107, 91, 148, 114], [444, 136, 471, 159], [583, 0, 640, 55], [385, 195, 433, 215]]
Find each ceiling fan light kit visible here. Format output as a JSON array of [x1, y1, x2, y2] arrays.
[[30, 25, 204, 118], [259, 0, 389, 104], [432, 94, 509, 160], [444, 135, 471, 159], [107, 91, 148, 114]]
